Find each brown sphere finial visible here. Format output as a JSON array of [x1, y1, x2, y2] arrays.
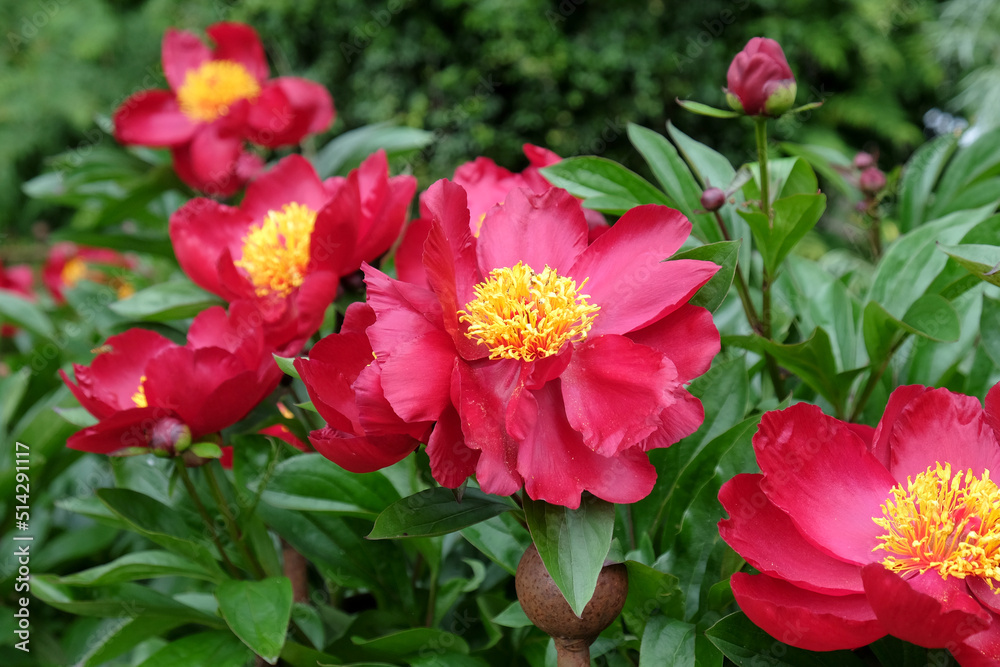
[[515, 544, 629, 666]]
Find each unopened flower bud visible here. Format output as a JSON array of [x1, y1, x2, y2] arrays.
[[853, 152, 875, 170], [859, 167, 886, 196], [150, 418, 191, 457], [725, 37, 797, 117], [701, 187, 727, 212]]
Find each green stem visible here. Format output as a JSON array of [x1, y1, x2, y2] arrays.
[[175, 461, 241, 578], [205, 462, 267, 579], [849, 335, 907, 423], [754, 118, 772, 223], [715, 211, 763, 334]]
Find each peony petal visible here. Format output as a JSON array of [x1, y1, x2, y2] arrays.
[[952, 616, 1000, 667], [476, 187, 588, 275], [560, 335, 678, 456], [379, 329, 456, 423], [886, 388, 1000, 483], [517, 382, 658, 508], [309, 426, 418, 474], [162, 28, 211, 91], [730, 572, 885, 651], [113, 90, 197, 146], [69, 329, 175, 414], [205, 22, 269, 82], [67, 407, 171, 454], [719, 474, 865, 594], [354, 362, 431, 441], [626, 304, 720, 383], [454, 359, 525, 497], [296, 356, 363, 434], [453, 156, 524, 221], [870, 385, 934, 468], [861, 565, 991, 649], [239, 154, 330, 223], [426, 404, 480, 488], [395, 218, 432, 289], [169, 198, 251, 298], [641, 387, 705, 451], [249, 77, 334, 147], [754, 403, 896, 565], [569, 205, 717, 335], [968, 577, 1000, 616], [363, 266, 446, 359], [170, 142, 241, 197], [188, 124, 244, 193]]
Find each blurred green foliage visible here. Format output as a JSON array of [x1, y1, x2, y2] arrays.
[[0, 0, 976, 239]]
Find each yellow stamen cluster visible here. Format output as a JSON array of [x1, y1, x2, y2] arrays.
[[873, 462, 1000, 586], [131, 375, 148, 408], [176, 60, 261, 122], [458, 262, 599, 362], [234, 202, 317, 298], [61, 257, 88, 287]]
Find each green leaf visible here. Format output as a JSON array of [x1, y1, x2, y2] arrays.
[[77, 616, 186, 667], [738, 193, 826, 274], [939, 242, 1000, 288], [669, 241, 741, 312], [863, 295, 960, 364], [0, 291, 55, 338], [136, 631, 253, 667], [368, 487, 515, 539], [491, 601, 533, 628], [31, 576, 223, 626], [706, 612, 868, 667], [216, 577, 293, 665], [57, 550, 220, 586], [273, 354, 302, 380], [96, 488, 218, 568], [981, 295, 1000, 368], [899, 134, 958, 232], [460, 512, 532, 575], [539, 156, 673, 214], [313, 122, 433, 178], [868, 206, 994, 318], [53, 406, 99, 428], [928, 126, 1000, 220], [190, 442, 223, 458], [639, 615, 696, 667], [50, 229, 175, 258], [727, 328, 859, 414], [262, 453, 400, 517], [350, 628, 469, 658], [109, 280, 223, 322], [665, 122, 736, 193], [622, 561, 683, 637], [522, 493, 616, 617], [675, 99, 741, 118]]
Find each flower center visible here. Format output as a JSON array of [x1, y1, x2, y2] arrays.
[[131, 375, 148, 408], [233, 202, 317, 298], [61, 257, 88, 287], [458, 262, 599, 362], [873, 462, 1000, 585], [176, 60, 261, 123]]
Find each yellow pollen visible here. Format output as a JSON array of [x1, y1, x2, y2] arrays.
[[115, 281, 135, 300], [131, 375, 148, 408], [176, 60, 261, 122], [458, 262, 599, 362], [61, 257, 88, 287], [234, 202, 317, 298], [873, 462, 1000, 587]]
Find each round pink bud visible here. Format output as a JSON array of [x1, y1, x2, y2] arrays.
[[700, 187, 727, 211], [725, 37, 797, 117], [853, 152, 875, 170], [859, 167, 886, 196]]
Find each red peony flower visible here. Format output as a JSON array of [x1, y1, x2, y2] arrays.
[[726, 37, 796, 117], [396, 145, 608, 288], [303, 181, 720, 508], [0, 259, 35, 337], [61, 302, 281, 456], [719, 385, 1000, 664], [43, 242, 137, 304], [169, 150, 415, 355], [113, 22, 333, 195], [295, 301, 430, 473]]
